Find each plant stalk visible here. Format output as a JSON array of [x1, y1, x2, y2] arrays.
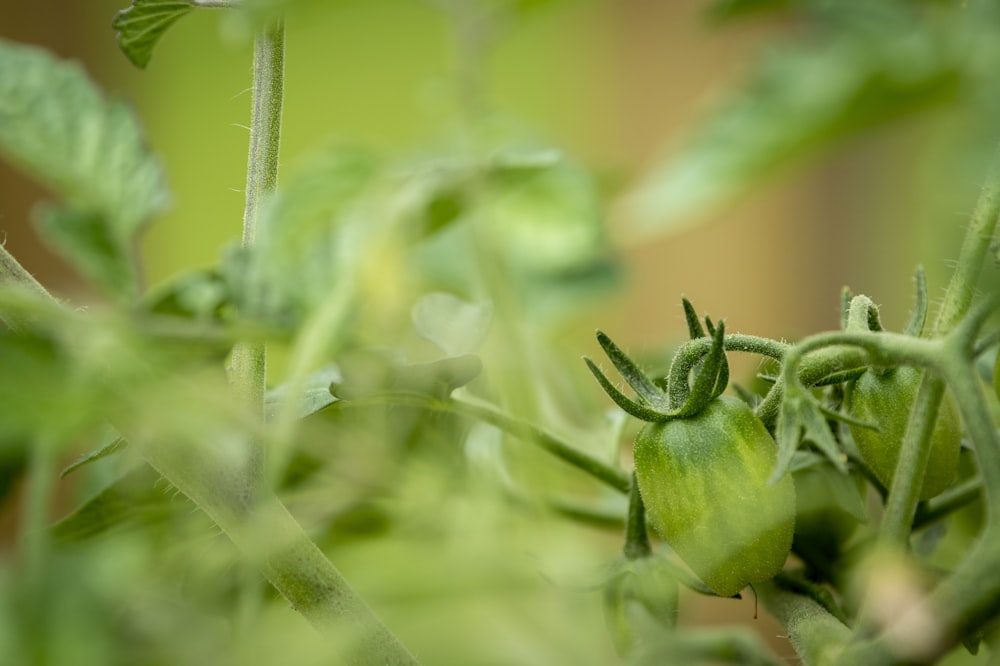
[[755, 579, 851, 666], [231, 21, 285, 425]]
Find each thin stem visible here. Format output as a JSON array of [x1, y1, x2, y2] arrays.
[[877, 372, 946, 547], [445, 395, 632, 494], [231, 21, 285, 425], [940, 348, 1000, 519], [933, 146, 1000, 336], [912, 476, 981, 530], [337, 392, 632, 494]]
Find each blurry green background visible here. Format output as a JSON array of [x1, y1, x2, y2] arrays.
[[4, 0, 983, 348], [0, 1, 993, 663]]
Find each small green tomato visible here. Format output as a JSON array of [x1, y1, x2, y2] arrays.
[[848, 367, 961, 501], [633, 396, 795, 597]]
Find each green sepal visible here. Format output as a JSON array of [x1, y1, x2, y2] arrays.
[[673, 322, 727, 417], [587, 322, 729, 422], [682, 297, 705, 340], [584, 357, 669, 422], [595, 330, 668, 409], [774, 386, 848, 485]]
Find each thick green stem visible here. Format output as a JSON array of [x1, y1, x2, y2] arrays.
[[117, 374, 418, 665], [755, 580, 851, 666], [231, 22, 284, 423], [877, 373, 946, 547]]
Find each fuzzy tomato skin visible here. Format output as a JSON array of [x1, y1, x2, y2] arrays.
[[633, 396, 795, 597], [848, 367, 961, 501]]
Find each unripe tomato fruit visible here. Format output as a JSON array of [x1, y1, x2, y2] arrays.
[[848, 367, 961, 501], [633, 396, 795, 597]]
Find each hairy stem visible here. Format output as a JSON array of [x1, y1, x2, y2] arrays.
[[231, 21, 285, 424], [877, 372, 946, 547], [666, 333, 789, 407], [755, 580, 850, 666]]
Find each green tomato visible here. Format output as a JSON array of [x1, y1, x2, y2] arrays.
[[848, 367, 961, 501], [633, 396, 795, 597]]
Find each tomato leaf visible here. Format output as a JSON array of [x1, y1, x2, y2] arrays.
[[0, 39, 169, 297], [412, 292, 493, 356], [112, 0, 198, 69], [264, 365, 340, 421], [34, 206, 136, 296], [625, 4, 979, 237], [245, 145, 378, 320]]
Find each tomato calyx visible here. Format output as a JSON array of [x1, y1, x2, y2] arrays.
[[584, 315, 728, 423]]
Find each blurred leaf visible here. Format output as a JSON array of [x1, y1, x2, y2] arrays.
[[481, 149, 606, 275], [143, 268, 232, 321], [0, 39, 169, 296], [112, 0, 197, 69], [330, 350, 482, 400], [264, 365, 340, 421], [412, 292, 493, 356], [0, 329, 102, 441], [51, 465, 185, 544], [34, 206, 135, 296], [247, 145, 378, 319], [61, 435, 129, 479], [625, 3, 996, 237], [394, 161, 473, 239]]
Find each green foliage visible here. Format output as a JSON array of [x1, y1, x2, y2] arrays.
[[1, 1, 1000, 664], [112, 0, 198, 69], [628, 0, 1000, 235], [0, 39, 169, 297]]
